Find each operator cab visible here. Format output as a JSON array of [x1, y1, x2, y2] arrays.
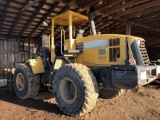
[[48, 10, 88, 62]]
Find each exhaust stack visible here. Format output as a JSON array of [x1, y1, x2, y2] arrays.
[[88, 7, 97, 35]]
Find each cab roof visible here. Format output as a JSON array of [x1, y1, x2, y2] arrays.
[[52, 10, 88, 26]]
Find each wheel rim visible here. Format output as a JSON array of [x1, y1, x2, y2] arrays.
[[59, 77, 77, 104], [16, 73, 25, 91]]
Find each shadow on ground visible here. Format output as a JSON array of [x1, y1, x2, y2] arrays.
[[0, 88, 63, 115]]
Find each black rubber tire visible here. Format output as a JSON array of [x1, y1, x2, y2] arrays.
[[99, 89, 125, 99], [54, 63, 99, 116], [13, 64, 40, 99]]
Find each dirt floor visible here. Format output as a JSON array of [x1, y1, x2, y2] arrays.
[[0, 80, 160, 120]]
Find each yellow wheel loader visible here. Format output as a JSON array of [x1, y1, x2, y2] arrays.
[[12, 7, 158, 116]]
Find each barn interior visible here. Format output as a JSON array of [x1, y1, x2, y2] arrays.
[[0, 0, 160, 79]]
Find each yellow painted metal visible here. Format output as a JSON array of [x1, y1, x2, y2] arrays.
[[61, 29, 65, 54], [28, 58, 45, 74], [51, 10, 88, 52], [48, 34, 51, 49], [11, 68, 16, 74], [75, 34, 144, 66], [68, 11, 74, 50], [51, 19, 55, 49], [64, 39, 70, 50], [49, 10, 145, 68], [52, 10, 88, 26], [76, 53, 84, 64], [51, 49, 56, 63], [50, 19, 56, 62], [54, 59, 67, 71]]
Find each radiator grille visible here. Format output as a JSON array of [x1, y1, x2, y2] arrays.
[[139, 40, 150, 65], [109, 47, 120, 62]]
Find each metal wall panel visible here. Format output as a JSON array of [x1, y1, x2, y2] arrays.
[[0, 39, 41, 79]]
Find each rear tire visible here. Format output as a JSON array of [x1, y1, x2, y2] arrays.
[[54, 63, 99, 116], [99, 89, 125, 99], [13, 64, 40, 99], [98, 68, 124, 99]]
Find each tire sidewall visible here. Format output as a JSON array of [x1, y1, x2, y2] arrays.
[[13, 66, 29, 99], [54, 67, 85, 114]]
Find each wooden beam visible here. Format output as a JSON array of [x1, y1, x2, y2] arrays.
[[125, 6, 160, 19], [46, 0, 160, 34], [138, 18, 160, 25], [29, 2, 59, 36], [63, 0, 76, 4], [95, 0, 123, 12], [97, 16, 160, 32], [103, 0, 148, 16], [9, 0, 30, 37], [39, 5, 70, 37], [134, 11, 160, 22], [101, 22, 125, 34], [81, 0, 101, 8], [146, 40, 160, 47], [19, 0, 46, 38], [0, 34, 27, 40], [125, 21, 131, 35], [114, 0, 160, 18], [20, 0, 42, 12], [0, 0, 11, 33], [148, 48, 160, 58]]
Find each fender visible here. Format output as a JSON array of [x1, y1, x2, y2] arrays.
[[28, 58, 45, 74]]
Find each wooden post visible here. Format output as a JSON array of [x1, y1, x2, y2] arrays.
[[126, 21, 131, 35], [28, 38, 31, 59]]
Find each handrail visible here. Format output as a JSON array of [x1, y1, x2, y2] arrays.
[[61, 29, 65, 54], [48, 34, 51, 50]]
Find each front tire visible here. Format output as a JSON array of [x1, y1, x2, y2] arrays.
[[13, 64, 40, 99], [54, 63, 99, 116]]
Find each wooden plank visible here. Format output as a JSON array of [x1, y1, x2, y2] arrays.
[[0, 0, 11, 32], [125, 6, 160, 19], [39, 5, 70, 36], [9, 0, 30, 36], [81, 0, 101, 8], [103, 0, 148, 16], [29, 2, 59, 36], [19, 0, 46, 37], [95, 0, 123, 12], [20, 0, 42, 12], [115, 0, 160, 17]]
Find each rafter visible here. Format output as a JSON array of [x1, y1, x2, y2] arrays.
[[138, 18, 160, 25], [19, 0, 46, 37], [29, 2, 59, 36], [0, 0, 11, 33], [102, 0, 148, 16], [146, 40, 160, 47], [147, 48, 160, 58], [134, 11, 160, 22], [9, 0, 30, 37], [125, 6, 160, 19], [114, 0, 160, 18], [95, 0, 123, 12], [80, 0, 160, 33], [21, 0, 43, 12], [80, 0, 101, 8], [39, 5, 70, 37]]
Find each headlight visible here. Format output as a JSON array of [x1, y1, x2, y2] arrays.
[[137, 40, 141, 45], [141, 71, 146, 80]]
